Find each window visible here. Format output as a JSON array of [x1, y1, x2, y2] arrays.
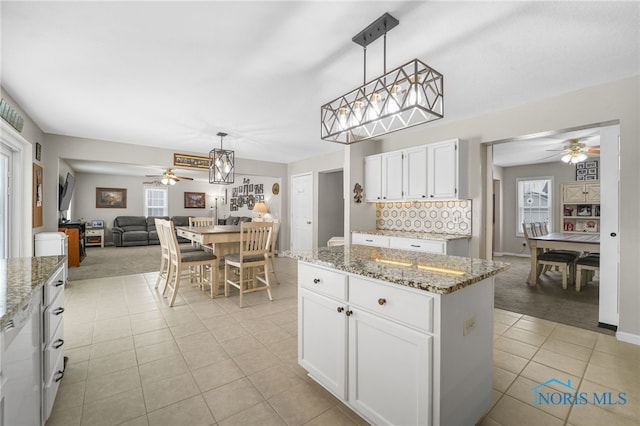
[[516, 177, 553, 236], [144, 186, 168, 217]]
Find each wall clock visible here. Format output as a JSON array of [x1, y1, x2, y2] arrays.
[[272, 183, 280, 195]]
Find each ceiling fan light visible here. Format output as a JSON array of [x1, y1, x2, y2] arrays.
[[169, 178, 176, 185], [561, 154, 572, 163], [576, 153, 587, 162], [161, 177, 169, 185]]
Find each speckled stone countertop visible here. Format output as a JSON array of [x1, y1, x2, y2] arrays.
[[283, 245, 508, 295], [354, 229, 471, 241], [0, 256, 66, 328]]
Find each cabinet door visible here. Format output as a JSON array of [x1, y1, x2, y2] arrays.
[[428, 140, 458, 199], [298, 288, 348, 399], [562, 183, 586, 202], [348, 308, 432, 426], [364, 155, 382, 202], [382, 151, 404, 201], [585, 183, 600, 202], [404, 146, 428, 200]]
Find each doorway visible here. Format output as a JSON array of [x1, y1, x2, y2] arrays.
[[318, 169, 344, 247], [486, 122, 620, 330]]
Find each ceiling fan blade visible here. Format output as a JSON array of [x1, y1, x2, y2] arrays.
[[586, 147, 600, 154], [145, 174, 163, 178], [176, 176, 194, 181]]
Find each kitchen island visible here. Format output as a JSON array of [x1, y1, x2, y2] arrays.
[[285, 245, 508, 426]]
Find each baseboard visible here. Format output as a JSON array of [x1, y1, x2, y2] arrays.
[[494, 252, 530, 258], [598, 322, 617, 331], [616, 331, 640, 346]]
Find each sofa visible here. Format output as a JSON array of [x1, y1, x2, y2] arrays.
[[218, 216, 253, 225], [112, 216, 193, 246]]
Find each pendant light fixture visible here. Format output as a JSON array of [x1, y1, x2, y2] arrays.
[[209, 132, 235, 184], [321, 13, 444, 144]]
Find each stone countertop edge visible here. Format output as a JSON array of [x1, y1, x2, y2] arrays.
[[354, 229, 472, 241], [0, 256, 66, 328], [283, 245, 509, 295]]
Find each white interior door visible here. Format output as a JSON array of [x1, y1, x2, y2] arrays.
[[599, 125, 620, 326], [291, 172, 313, 251]]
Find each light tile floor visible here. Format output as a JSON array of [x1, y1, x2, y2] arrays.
[[47, 257, 640, 426]]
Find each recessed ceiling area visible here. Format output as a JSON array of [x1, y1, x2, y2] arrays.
[[2, 2, 638, 165]]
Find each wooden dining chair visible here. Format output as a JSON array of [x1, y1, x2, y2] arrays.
[[261, 218, 280, 285], [224, 221, 273, 308], [154, 218, 171, 291], [575, 253, 600, 291], [162, 220, 219, 306], [522, 223, 579, 289]]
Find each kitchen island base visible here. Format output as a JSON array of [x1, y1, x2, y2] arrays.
[[298, 261, 494, 426]]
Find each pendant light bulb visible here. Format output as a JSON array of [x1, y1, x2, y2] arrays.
[[407, 75, 423, 105], [386, 85, 401, 114]]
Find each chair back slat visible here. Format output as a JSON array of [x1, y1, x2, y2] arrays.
[[189, 217, 215, 227]]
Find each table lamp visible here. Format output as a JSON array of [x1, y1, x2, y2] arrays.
[[254, 202, 269, 220]]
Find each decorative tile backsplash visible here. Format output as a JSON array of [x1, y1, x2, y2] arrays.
[[376, 200, 472, 235]]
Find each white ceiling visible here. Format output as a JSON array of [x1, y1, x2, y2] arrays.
[[2, 1, 638, 169]]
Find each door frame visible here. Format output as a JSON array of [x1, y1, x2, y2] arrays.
[[482, 120, 620, 327]]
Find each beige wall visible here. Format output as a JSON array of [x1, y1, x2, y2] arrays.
[[360, 76, 639, 337], [499, 162, 577, 254], [41, 134, 289, 248]]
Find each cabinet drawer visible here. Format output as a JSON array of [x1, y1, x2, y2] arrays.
[[389, 237, 445, 254], [44, 321, 64, 382], [44, 290, 65, 341], [352, 233, 390, 248], [43, 351, 65, 421], [349, 276, 433, 333], [43, 265, 65, 306], [299, 263, 347, 300]]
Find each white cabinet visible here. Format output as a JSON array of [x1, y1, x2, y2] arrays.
[[364, 155, 382, 202], [298, 288, 347, 399], [41, 264, 66, 422], [364, 139, 467, 202], [351, 232, 390, 247], [427, 139, 467, 199], [353, 232, 469, 256], [404, 146, 429, 200], [381, 150, 404, 201], [562, 182, 600, 203], [348, 308, 432, 426], [298, 263, 433, 426], [561, 182, 600, 233], [297, 262, 494, 426]]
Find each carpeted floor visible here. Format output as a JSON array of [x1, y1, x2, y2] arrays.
[[68, 244, 163, 281], [494, 255, 612, 335], [69, 247, 612, 335]]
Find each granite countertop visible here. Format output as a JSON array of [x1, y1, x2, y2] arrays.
[[283, 245, 508, 295], [0, 256, 66, 328], [354, 229, 471, 241]]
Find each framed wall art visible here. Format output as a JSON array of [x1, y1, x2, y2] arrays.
[[96, 187, 127, 208], [33, 163, 43, 227], [184, 192, 206, 208], [173, 153, 210, 169]]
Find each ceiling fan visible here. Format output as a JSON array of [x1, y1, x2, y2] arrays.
[[548, 139, 600, 164], [145, 168, 194, 185]]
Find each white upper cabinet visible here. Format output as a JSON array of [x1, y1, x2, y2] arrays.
[[403, 146, 428, 200], [427, 138, 467, 199], [382, 151, 404, 201], [364, 155, 382, 202], [364, 139, 467, 202]]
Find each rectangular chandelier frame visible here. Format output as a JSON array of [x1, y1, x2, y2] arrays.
[[321, 58, 444, 144], [209, 148, 235, 184]]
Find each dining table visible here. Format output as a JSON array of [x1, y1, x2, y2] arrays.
[[527, 232, 600, 285], [175, 225, 242, 260]]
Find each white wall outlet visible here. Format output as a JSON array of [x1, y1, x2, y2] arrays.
[[463, 316, 476, 336]]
